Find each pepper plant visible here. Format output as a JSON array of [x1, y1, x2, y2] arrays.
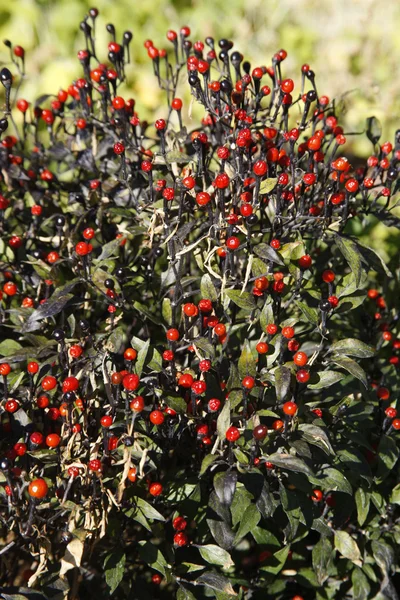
[[0, 8, 400, 600]]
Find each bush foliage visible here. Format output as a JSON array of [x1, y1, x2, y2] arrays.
[[0, 8, 400, 600]]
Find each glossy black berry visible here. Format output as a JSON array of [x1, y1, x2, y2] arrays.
[[0, 118, 8, 133], [0, 458, 10, 471], [124, 436, 134, 447], [242, 61, 251, 74], [105, 278, 115, 289], [220, 79, 232, 94], [307, 90, 317, 102], [188, 74, 200, 87], [55, 215, 66, 227], [53, 329, 65, 342], [123, 31, 133, 43], [218, 38, 230, 49], [64, 391, 76, 403], [115, 266, 125, 279], [247, 214, 259, 225], [79, 319, 90, 332], [230, 51, 242, 65], [205, 37, 214, 48], [0, 67, 12, 86], [154, 248, 163, 257], [319, 300, 331, 312], [106, 23, 115, 36]]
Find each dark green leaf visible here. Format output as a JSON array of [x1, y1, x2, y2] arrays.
[[330, 356, 368, 388], [266, 453, 313, 475], [238, 341, 256, 378], [0, 339, 23, 356], [298, 424, 334, 455], [274, 366, 292, 402], [366, 116, 382, 145], [312, 536, 333, 585], [329, 338, 375, 358], [376, 435, 399, 484], [225, 289, 255, 311], [355, 488, 370, 527], [334, 234, 363, 287], [136, 497, 165, 522], [352, 567, 370, 600], [214, 470, 237, 507], [198, 545, 234, 569], [197, 572, 237, 596], [308, 370, 344, 389], [137, 541, 168, 575], [201, 274, 218, 302], [104, 548, 126, 595], [295, 300, 319, 326], [217, 400, 231, 440], [233, 504, 260, 545], [253, 243, 284, 265], [334, 530, 361, 563], [135, 340, 149, 378]]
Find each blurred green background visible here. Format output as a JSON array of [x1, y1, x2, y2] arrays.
[[1, 0, 400, 258]]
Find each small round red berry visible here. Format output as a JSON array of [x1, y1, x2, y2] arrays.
[[183, 303, 198, 317], [124, 348, 137, 361], [5, 399, 19, 413], [162, 350, 174, 362], [130, 396, 145, 412], [28, 478, 48, 499], [266, 324, 278, 335], [83, 227, 95, 240], [122, 373, 140, 391], [226, 426, 240, 442], [127, 467, 137, 482], [3, 282, 18, 296], [256, 342, 268, 354], [113, 142, 125, 155], [213, 323, 226, 336], [293, 352, 308, 367], [385, 407, 397, 419], [377, 387, 390, 401], [393, 419, 400, 430], [75, 241, 92, 256], [150, 410, 165, 426], [299, 255, 312, 269], [214, 173, 230, 189], [62, 376, 79, 393], [296, 369, 310, 383], [152, 573, 162, 585], [149, 482, 163, 496], [199, 359, 211, 372], [100, 415, 113, 428], [46, 433, 61, 448], [253, 160, 268, 177], [281, 78, 294, 93], [322, 270, 335, 283], [166, 328, 180, 341], [173, 516, 187, 531], [242, 376, 255, 389], [283, 401, 298, 416], [174, 532, 189, 546], [253, 425, 268, 441], [226, 237, 240, 251], [155, 119, 166, 131], [208, 398, 221, 412], [30, 432, 44, 446], [311, 489, 323, 502], [41, 375, 57, 391], [88, 459, 102, 472], [171, 98, 182, 110], [0, 363, 12, 376], [282, 326, 294, 339], [196, 191, 211, 206]]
